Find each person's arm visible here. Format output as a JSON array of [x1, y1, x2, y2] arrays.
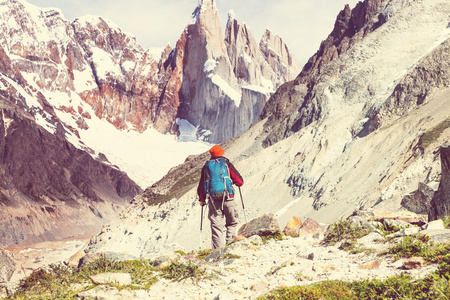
[[227, 160, 244, 186]]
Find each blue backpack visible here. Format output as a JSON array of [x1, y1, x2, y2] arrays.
[[204, 158, 235, 199]]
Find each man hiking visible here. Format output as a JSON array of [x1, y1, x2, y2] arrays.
[[197, 145, 244, 249]]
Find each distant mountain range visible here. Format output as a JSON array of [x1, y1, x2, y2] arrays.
[[0, 0, 299, 246]]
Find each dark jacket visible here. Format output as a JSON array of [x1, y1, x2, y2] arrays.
[[197, 156, 244, 202]]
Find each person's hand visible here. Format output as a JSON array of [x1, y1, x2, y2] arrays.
[[200, 200, 206, 206]]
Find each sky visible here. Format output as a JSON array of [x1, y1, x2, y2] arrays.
[[25, 0, 361, 67]]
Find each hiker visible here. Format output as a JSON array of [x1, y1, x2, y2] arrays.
[[197, 145, 244, 249]]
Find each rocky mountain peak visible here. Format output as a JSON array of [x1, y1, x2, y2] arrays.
[[260, 29, 301, 80]]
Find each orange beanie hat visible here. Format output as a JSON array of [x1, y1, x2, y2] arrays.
[[210, 145, 225, 157]]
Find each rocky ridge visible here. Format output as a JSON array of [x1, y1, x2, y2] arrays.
[[0, 85, 142, 247]]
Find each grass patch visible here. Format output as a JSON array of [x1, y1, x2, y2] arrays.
[[419, 118, 450, 149], [380, 234, 450, 263], [260, 254, 450, 300], [322, 219, 370, 246], [159, 261, 206, 282], [441, 215, 450, 229], [261, 233, 285, 244], [8, 256, 158, 299], [259, 280, 358, 299]]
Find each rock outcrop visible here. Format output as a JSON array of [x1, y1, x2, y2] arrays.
[[0, 249, 15, 284], [0, 38, 142, 246], [402, 182, 439, 215], [0, 100, 142, 246], [175, 0, 300, 143], [360, 38, 450, 136], [429, 143, 450, 221]]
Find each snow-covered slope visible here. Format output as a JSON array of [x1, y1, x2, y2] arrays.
[[84, 0, 450, 257]]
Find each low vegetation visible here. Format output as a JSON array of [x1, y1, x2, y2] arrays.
[[8, 216, 450, 300], [322, 219, 371, 246], [260, 254, 450, 300], [5, 255, 200, 300]]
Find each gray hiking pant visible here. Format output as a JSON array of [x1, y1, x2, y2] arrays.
[[208, 197, 239, 249]]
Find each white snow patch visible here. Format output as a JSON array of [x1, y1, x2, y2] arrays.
[[1, 74, 41, 109], [203, 59, 217, 73], [91, 47, 122, 78], [1, 110, 13, 134], [73, 69, 96, 92], [78, 117, 211, 188], [121, 60, 136, 73], [242, 85, 273, 95], [74, 15, 122, 33], [209, 74, 242, 107]]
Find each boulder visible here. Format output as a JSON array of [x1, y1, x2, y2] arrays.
[[359, 260, 380, 270], [66, 250, 85, 268], [429, 143, 450, 221], [298, 218, 324, 236], [348, 216, 379, 232], [283, 216, 303, 236], [403, 257, 426, 270], [238, 214, 281, 238], [421, 219, 445, 230], [401, 182, 439, 214], [151, 253, 180, 268], [366, 210, 428, 226], [0, 249, 15, 284], [383, 219, 411, 231]]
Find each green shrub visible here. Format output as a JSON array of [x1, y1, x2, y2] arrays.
[[381, 234, 450, 263], [12, 264, 77, 299], [323, 219, 370, 246], [348, 273, 432, 300], [434, 254, 450, 280], [160, 261, 206, 282], [441, 215, 450, 229], [197, 248, 214, 260], [8, 256, 159, 299], [259, 281, 358, 300], [261, 233, 285, 244]]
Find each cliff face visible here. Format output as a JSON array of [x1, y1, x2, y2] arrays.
[[174, 1, 300, 143], [429, 143, 450, 221], [0, 107, 142, 247], [0, 5, 142, 246], [0, 79, 141, 247], [260, 0, 387, 147]]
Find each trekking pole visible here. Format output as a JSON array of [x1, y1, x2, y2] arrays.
[[200, 203, 204, 250], [238, 186, 248, 224]]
